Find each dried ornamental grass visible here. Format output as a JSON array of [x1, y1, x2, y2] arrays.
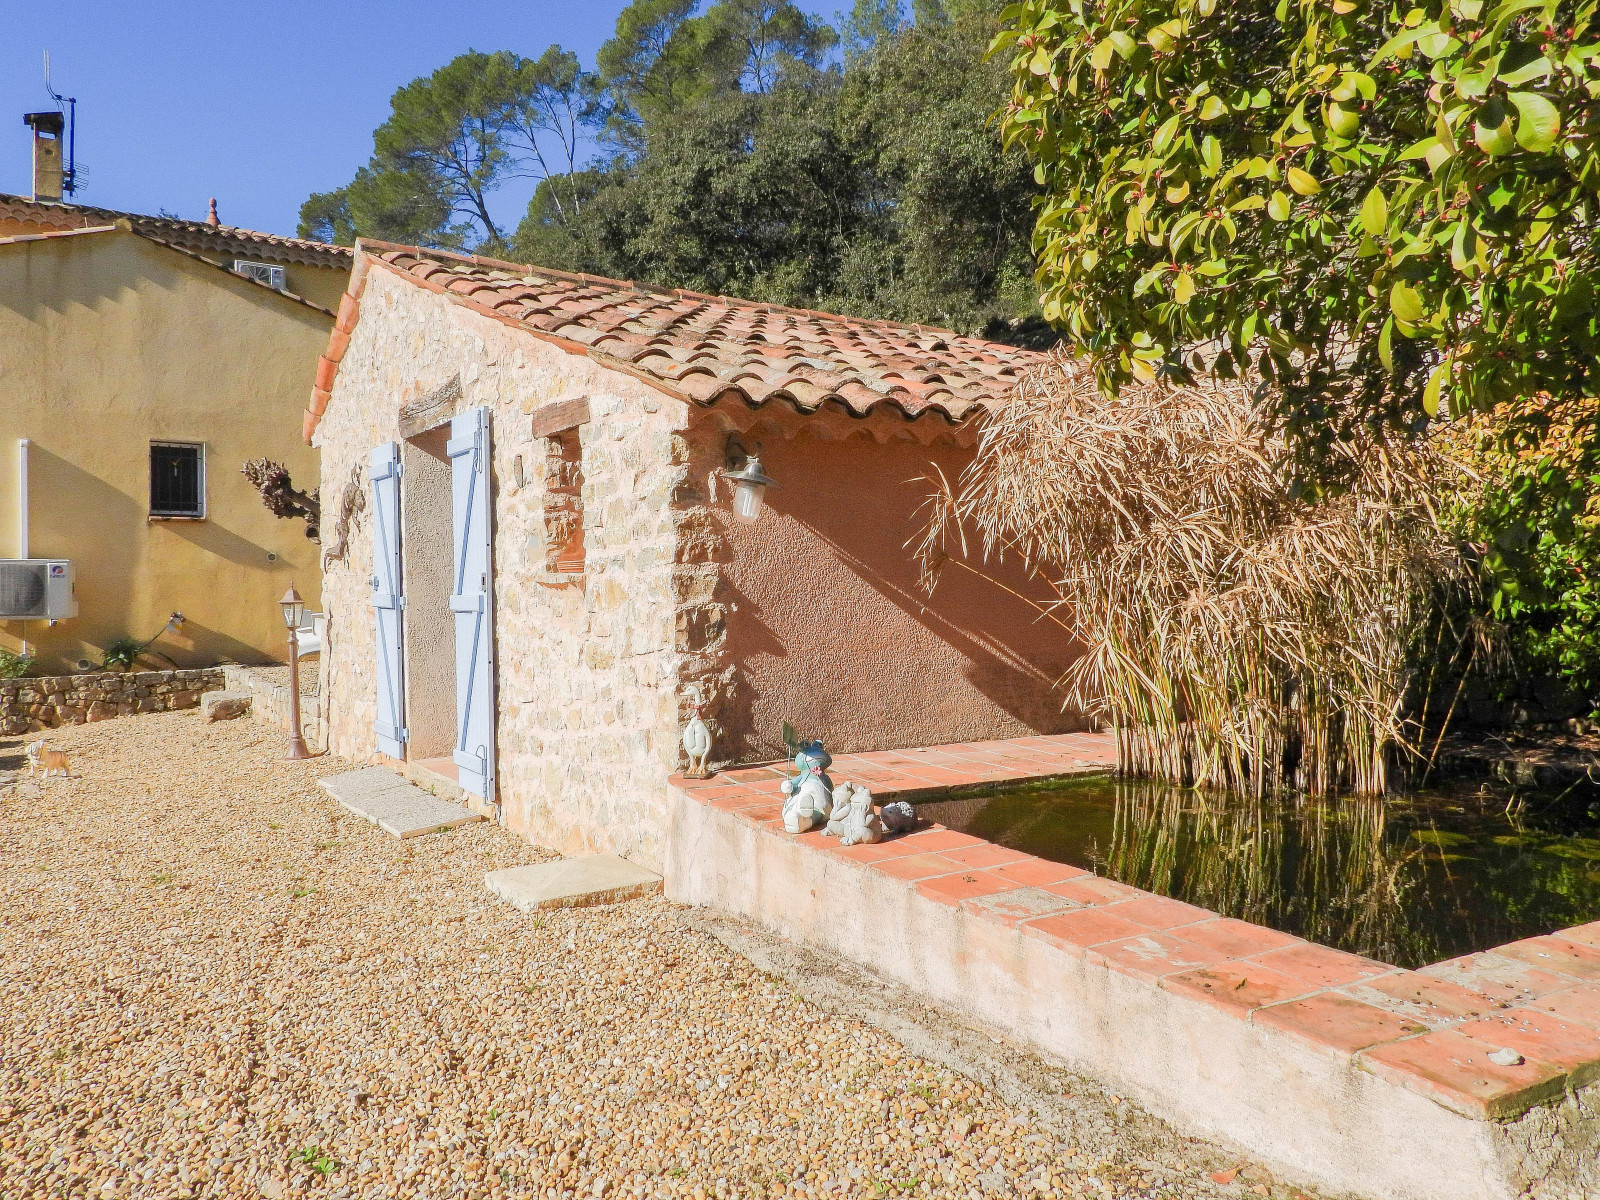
[[919, 349, 1467, 795]]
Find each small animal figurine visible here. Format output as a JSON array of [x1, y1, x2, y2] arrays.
[[880, 800, 917, 834], [823, 781, 856, 838], [681, 686, 714, 778], [780, 740, 834, 833], [838, 785, 885, 847], [26, 739, 72, 780]]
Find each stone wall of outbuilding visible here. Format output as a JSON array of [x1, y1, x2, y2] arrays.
[[0, 668, 224, 735], [312, 266, 698, 870]]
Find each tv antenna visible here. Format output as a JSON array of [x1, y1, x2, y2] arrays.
[[42, 51, 78, 196]]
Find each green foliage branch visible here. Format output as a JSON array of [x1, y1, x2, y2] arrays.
[[994, 0, 1600, 470]]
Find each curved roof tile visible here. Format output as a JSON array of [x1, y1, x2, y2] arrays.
[[309, 242, 1040, 438]]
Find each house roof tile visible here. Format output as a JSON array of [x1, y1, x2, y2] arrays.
[[345, 243, 1040, 427], [0, 193, 352, 270]]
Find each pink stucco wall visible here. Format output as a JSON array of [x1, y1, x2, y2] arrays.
[[702, 409, 1086, 761]]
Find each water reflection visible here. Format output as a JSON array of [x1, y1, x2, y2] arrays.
[[916, 777, 1600, 968]]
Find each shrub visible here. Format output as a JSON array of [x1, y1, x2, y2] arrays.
[[0, 647, 32, 679]]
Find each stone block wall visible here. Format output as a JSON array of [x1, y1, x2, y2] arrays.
[[0, 668, 225, 735], [221, 664, 320, 738], [313, 266, 691, 869]]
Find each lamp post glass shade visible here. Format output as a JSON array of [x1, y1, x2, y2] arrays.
[[724, 456, 778, 524], [279, 584, 306, 631]]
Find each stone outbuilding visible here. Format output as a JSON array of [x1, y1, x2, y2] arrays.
[[305, 242, 1083, 868]]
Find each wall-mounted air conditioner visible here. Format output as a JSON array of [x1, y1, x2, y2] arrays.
[[233, 259, 287, 291], [0, 559, 77, 619]]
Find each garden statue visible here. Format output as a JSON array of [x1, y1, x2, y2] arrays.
[[681, 686, 714, 778], [880, 800, 917, 834], [780, 739, 834, 833], [836, 784, 885, 847], [823, 781, 857, 838]]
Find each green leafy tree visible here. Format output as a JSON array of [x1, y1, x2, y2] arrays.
[[994, 0, 1600, 470], [300, 48, 601, 251], [598, 0, 836, 139], [371, 50, 516, 247], [1471, 397, 1600, 705], [299, 161, 456, 248], [516, 8, 1041, 337]]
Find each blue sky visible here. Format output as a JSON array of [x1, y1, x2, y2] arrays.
[[2, 1, 836, 239]]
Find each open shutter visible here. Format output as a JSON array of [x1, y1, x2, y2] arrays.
[[369, 442, 406, 758], [448, 407, 496, 801]]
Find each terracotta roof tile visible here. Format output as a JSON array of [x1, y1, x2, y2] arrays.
[[349, 242, 1040, 425], [0, 193, 350, 270]]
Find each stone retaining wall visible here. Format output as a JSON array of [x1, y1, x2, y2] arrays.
[[221, 664, 320, 740], [0, 669, 225, 735]]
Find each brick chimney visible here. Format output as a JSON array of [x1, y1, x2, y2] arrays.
[[22, 112, 65, 203]]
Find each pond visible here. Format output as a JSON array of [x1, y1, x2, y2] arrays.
[[915, 775, 1600, 969]]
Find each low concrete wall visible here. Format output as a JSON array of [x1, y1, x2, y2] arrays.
[[0, 668, 224, 735], [664, 742, 1600, 1200]]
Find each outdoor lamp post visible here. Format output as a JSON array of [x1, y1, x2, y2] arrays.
[[279, 583, 311, 760], [722, 456, 778, 523]]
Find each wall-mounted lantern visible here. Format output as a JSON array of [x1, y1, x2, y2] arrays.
[[721, 436, 778, 524]]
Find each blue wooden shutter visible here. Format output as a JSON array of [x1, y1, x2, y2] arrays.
[[447, 407, 496, 801], [369, 442, 407, 758]]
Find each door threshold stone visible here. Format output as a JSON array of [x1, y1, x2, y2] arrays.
[[318, 766, 483, 838], [485, 854, 662, 912]]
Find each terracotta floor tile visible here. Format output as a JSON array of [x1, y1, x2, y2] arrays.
[[988, 858, 1090, 888], [708, 792, 765, 812], [915, 870, 1025, 907], [1555, 921, 1600, 949], [1250, 943, 1395, 990], [1160, 963, 1317, 1017], [1418, 952, 1575, 1003], [1023, 907, 1152, 953], [734, 803, 784, 826], [939, 843, 1033, 870], [868, 852, 968, 882], [1356, 1028, 1568, 1120], [1517, 985, 1600, 1032], [1042, 875, 1147, 908], [1338, 971, 1502, 1028], [1095, 932, 1231, 982], [1454, 1011, 1600, 1088], [821, 836, 920, 863], [1108, 895, 1214, 931], [960, 886, 1082, 926], [1252, 992, 1429, 1056], [897, 829, 987, 854], [1495, 935, 1600, 983], [1173, 918, 1301, 960], [721, 766, 787, 783]]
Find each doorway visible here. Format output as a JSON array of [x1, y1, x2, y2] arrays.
[[401, 426, 457, 779]]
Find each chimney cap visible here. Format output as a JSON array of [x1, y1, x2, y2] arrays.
[[23, 112, 65, 136]]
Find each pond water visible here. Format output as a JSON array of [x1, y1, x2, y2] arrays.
[[915, 775, 1600, 969]]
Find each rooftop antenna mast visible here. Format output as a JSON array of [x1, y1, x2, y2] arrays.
[[42, 51, 77, 196]]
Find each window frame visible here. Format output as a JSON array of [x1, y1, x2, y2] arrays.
[[149, 440, 207, 520]]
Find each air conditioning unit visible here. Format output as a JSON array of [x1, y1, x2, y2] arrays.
[[233, 259, 287, 291], [0, 559, 78, 619]]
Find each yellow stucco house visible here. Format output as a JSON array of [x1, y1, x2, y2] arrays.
[[0, 179, 351, 673]]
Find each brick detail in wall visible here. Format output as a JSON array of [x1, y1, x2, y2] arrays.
[[544, 429, 585, 574], [1, 669, 226, 735]]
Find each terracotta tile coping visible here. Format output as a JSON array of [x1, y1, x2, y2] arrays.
[[672, 731, 1600, 1121]]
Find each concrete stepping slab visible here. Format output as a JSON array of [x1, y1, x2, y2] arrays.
[[318, 766, 482, 839], [485, 854, 662, 913]]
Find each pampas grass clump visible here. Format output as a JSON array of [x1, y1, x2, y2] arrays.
[[919, 349, 1467, 796]]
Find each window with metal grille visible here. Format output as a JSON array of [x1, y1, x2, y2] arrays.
[[150, 442, 205, 517]]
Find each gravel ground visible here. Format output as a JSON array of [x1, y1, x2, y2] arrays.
[[0, 711, 1311, 1200]]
